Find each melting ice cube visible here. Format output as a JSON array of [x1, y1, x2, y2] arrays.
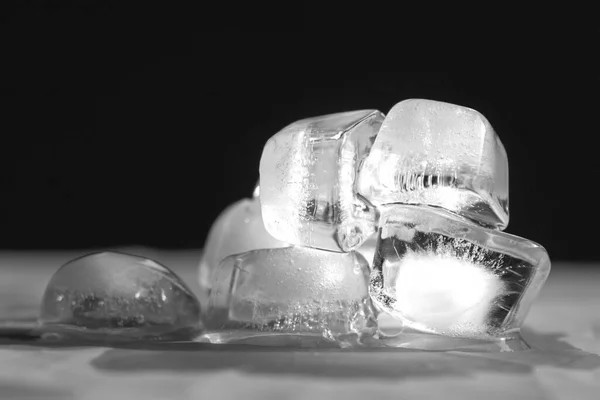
[[198, 197, 287, 306], [370, 205, 550, 339], [358, 99, 509, 230], [39, 252, 202, 341], [203, 246, 377, 346], [259, 110, 384, 252]]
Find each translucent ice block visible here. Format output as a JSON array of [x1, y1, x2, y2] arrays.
[[259, 110, 384, 252], [198, 198, 287, 306], [203, 246, 377, 346], [358, 99, 509, 230], [370, 205, 550, 340], [39, 252, 202, 341]]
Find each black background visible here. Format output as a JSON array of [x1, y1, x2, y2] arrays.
[[1, 3, 598, 261]]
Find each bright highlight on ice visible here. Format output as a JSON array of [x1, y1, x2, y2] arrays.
[[388, 251, 505, 335]]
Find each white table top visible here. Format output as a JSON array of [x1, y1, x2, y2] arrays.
[[1, 248, 599, 400]]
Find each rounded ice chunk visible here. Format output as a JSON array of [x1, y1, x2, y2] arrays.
[[358, 99, 509, 230], [259, 110, 384, 252], [198, 198, 287, 307], [39, 252, 202, 341], [202, 246, 377, 347]]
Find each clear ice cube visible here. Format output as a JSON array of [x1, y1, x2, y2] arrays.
[[370, 205, 550, 340], [39, 252, 202, 341], [203, 246, 377, 346], [358, 99, 509, 230], [198, 198, 287, 306], [259, 110, 384, 252]]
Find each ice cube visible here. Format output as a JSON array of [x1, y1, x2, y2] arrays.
[[358, 99, 509, 230], [198, 198, 287, 306], [202, 246, 377, 347], [39, 252, 202, 341], [259, 110, 384, 252], [370, 205, 550, 339]]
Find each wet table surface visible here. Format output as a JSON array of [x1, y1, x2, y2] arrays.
[[1, 248, 599, 400]]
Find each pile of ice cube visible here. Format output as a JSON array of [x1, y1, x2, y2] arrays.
[[198, 99, 551, 349], [37, 99, 550, 350]]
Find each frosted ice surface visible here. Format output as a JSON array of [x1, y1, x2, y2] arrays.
[[259, 110, 384, 252], [358, 99, 509, 230], [198, 198, 287, 307], [204, 246, 377, 346], [370, 205, 550, 339], [39, 252, 202, 341]]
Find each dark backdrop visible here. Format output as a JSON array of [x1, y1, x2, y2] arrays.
[[1, 3, 598, 261]]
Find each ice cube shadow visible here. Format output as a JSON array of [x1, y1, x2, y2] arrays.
[[85, 328, 600, 381], [89, 345, 532, 381], [1, 328, 598, 381]]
